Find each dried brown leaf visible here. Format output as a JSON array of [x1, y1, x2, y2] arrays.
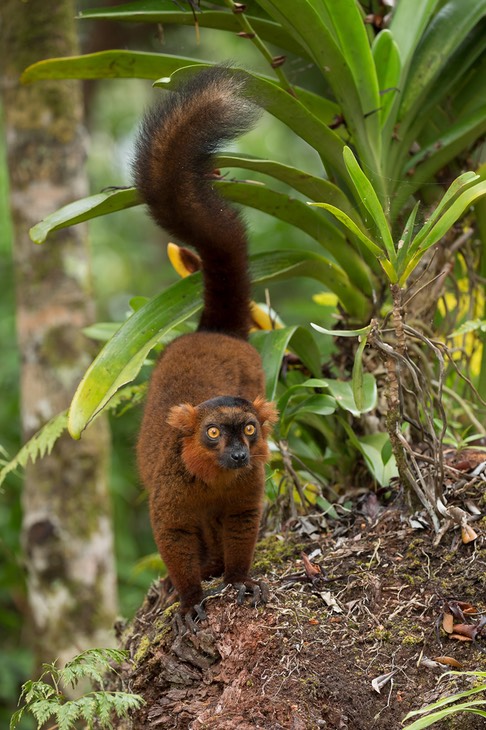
[[461, 524, 478, 544], [442, 612, 454, 634], [301, 552, 321, 580], [432, 656, 463, 668], [456, 601, 477, 615]]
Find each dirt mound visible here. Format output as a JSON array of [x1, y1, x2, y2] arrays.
[[112, 505, 486, 729]]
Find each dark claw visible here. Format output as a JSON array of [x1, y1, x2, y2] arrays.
[[172, 601, 208, 635], [193, 601, 208, 623], [236, 583, 247, 606], [258, 580, 270, 604], [184, 611, 199, 635], [251, 583, 262, 607], [233, 580, 269, 607], [172, 612, 186, 635]]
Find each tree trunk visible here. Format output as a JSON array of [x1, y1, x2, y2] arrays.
[[0, 0, 118, 668]]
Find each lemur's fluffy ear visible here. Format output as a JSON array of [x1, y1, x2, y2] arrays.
[[252, 396, 278, 437], [167, 403, 197, 435]]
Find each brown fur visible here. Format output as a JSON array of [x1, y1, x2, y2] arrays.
[[134, 68, 277, 615]]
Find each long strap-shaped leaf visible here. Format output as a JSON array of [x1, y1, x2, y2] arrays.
[[250, 326, 322, 401], [216, 180, 375, 296], [217, 154, 363, 227], [399, 179, 486, 284], [68, 249, 371, 438], [216, 154, 382, 275], [255, 0, 383, 197], [30, 189, 140, 243], [21, 50, 199, 83], [343, 147, 396, 268], [389, 0, 440, 80], [371, 29, 401, 128], [392, 106, 486, 216], [78, 1, 307, 58], [398, 0, 486, 124], [319, 0, 381, 155]]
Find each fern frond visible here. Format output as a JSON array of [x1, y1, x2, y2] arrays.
[[105, 382, 147, 417], [1, 382, 146, 490], [61, 648, 128, 689], [0, 410, 68, 488], [12, 649, 144, 730]]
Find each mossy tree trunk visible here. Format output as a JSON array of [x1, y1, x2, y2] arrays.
[[0, 0, 118, 668]]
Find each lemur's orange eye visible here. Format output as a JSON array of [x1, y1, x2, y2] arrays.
[[207, 426, 221, 440], [244, 424, 256, 437]]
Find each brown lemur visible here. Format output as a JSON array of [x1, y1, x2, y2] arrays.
[[134, 67, 278, 630]]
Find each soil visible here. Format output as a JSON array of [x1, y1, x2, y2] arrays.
[[112, 480, 486, 730]]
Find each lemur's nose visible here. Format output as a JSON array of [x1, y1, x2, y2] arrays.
[[231, 450, 249, 466]]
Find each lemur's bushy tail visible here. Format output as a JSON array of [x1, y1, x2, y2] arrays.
[[133, 67, 259, 339]]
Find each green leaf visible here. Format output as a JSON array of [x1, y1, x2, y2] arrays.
[[30, 188, 140, 243], [55, 702, 82, 730], [21, 50, 197, 83], [343, 147, 396, 266], [285, 393, 336, 421], [311, 203, 385, 259], [352, 332, 368, 412], [78, 1, 306, 57], [249, 325, 317, 401], [389, 0, 440, 75], [218, 180, 374, 295], [321, 0, 381, 147], [393, 106, 486, 215], [403, 702, 486, 730], [285, 326, 323, 379], [406, 171, 479, 254], [311, 323, 372, 338], [324, 374, 377, 416], [401, 179, 486, 283], [276, 377, 334, 418], [396, 202, 420, 270], [30, 700, 58, 726], [371, 29, 401, 126], [398, 0, 486, 124], [9, 709, 25, 730], [403, 677, 486, 718], [385, 19, 486, 190], [449, 319, 486, 337], [217, 154, 363, 227], [249, 250, 370, 318], [341, 425, 398, 486], [256, 0, 382, 188], [68, 274, 203, 438]]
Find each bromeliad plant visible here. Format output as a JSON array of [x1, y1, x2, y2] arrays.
[[14, 0, 486, 516]]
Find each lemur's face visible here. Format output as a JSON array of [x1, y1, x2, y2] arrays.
[[167, 395, 278, 485]]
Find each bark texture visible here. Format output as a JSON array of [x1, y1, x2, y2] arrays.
[[0, 0, 118, 667]]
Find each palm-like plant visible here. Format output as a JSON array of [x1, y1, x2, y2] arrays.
[[19, 0, 486, 520]]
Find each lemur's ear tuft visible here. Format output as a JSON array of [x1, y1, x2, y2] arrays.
[[167, 403, 197, 435], [252, 396, 278, 433]]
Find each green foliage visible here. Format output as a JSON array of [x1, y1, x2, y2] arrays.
[[10, 648, 144, 730], [0, 384, 146, 489], [402, 671, 486, 729], [20, 0, 486, 443], [0, 411, 68, 489], [12, 2, 485, 499]]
